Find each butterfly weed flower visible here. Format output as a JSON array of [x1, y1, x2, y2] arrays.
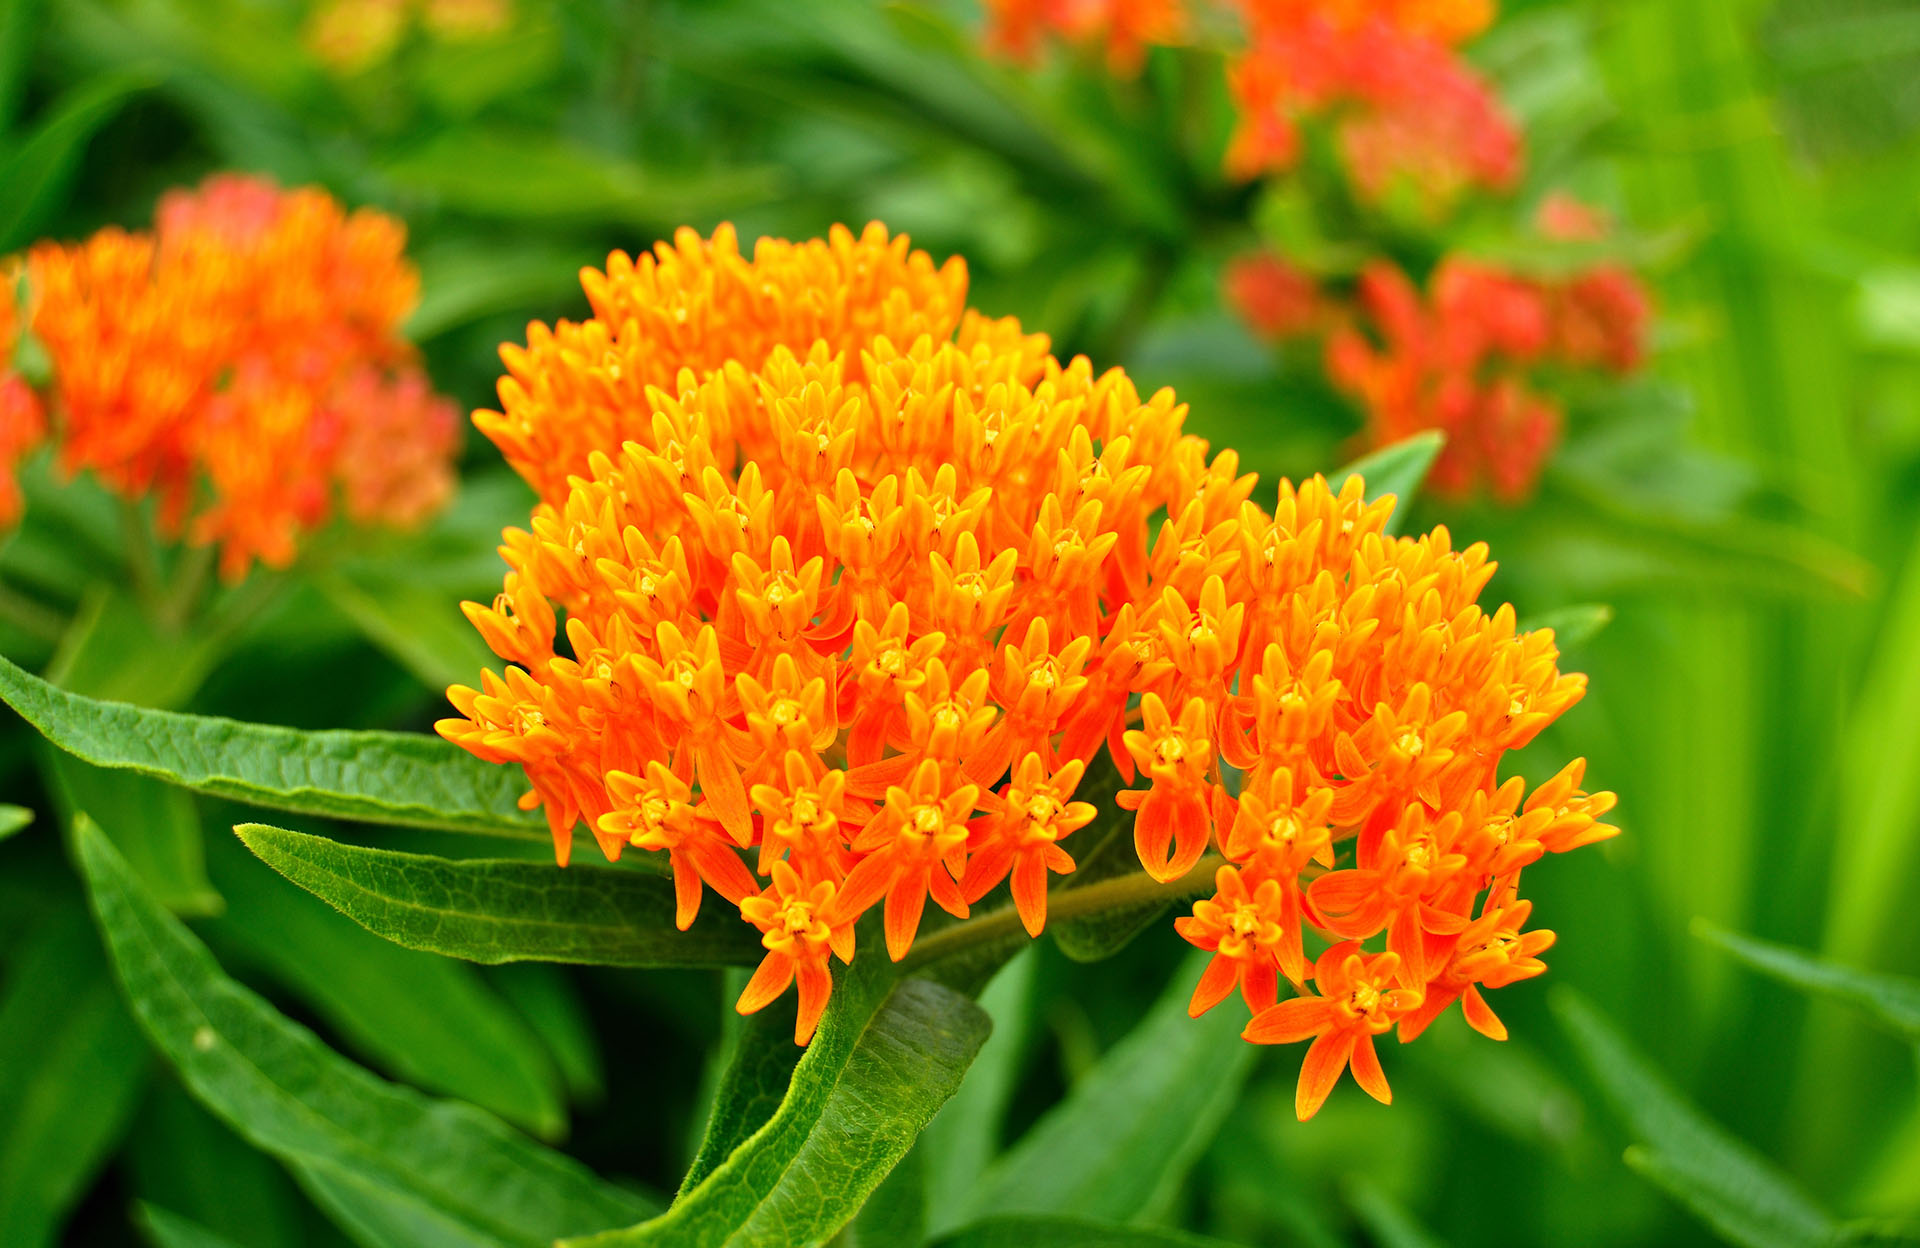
[[440, 224, 1614, 1079], [12, 174, 458, 577], [0, 261, 47, 527]]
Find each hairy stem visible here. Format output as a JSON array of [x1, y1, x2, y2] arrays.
[[900, 853, 1225, 975]]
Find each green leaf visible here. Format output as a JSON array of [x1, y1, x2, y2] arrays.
[[40, 747, 223, 917], [125, 1081, 313, 1248], [135, 1203, 248, 1248], [1553, 989, 1837, 1248], [1333, 431, 1445, 535], [924, 950, 1036, 1236], [209, 832, 567, 1139], [570, 965, 991, 1248], [234, 823, 760, 969], [315, 566, 499, 695], [1694, 921, 1920, 1043], [488, 965, 607, 1107], [1522, 603, 1615, 652], [0, 803, 30, 840], [1342, 1177, 1452, 1248], [932, 1217, 1239, 1248], [841, 1139, 927, 1248], [73, 814, 654, 1248], [677, 989, 803, 1199], [407, 241, 593, 341], [0, 69, 155, 251], [0, 653, 545, 838], [0, 906, 152, 1248], [0, 0, 44, 129], [964, 950, 1255, 1227]]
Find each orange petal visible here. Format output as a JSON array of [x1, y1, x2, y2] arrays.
[[884, 870, 930, 962], [1295, 1030, 1355, 1121], [1190, 952, 1239, 1018], [1010, 852, 1049, 938], [736, 951, 794, 1017], [1349, 1033, 1391, 1104], [1244, 996, 1334, 1045], [794, 960, 833, 1045], [1462, 985, 1508, 1041]]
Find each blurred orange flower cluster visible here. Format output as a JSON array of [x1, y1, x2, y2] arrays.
[[1230, 206, 1650, 501], [3, 174, 459, 577], [443, 222, 1613, 1103], [984, 0, 1515, 207]]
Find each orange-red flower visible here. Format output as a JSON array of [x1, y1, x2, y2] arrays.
[[442, 223, 1615, 1080], [10, 174, 457, 575], [1244, 941, 1424, 1120]]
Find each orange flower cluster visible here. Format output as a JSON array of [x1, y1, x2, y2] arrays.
[[443, 223, 1613, 1089], [307, 0, 512, 74], [12, 174, 458, 576], [980, 0, 1513, 208], [1324, 252, 1649, 500], [0, 262, 45, 527]]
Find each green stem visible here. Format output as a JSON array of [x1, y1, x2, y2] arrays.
[[120, 500, 161, 609], [158, 542, 215, 631], [900, 853, 1226, 975]]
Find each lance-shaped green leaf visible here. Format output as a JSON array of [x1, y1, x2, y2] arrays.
[[136, 1203, 248, 1248], [0, 654, 543, 838], [235, 823, 761, 969], [0, 69, 155, 251], [0, 907, 151, 1248], [73, 815, 654, 1248], [570, 964, 991, 1248], [1554, 989, 1837, 1248], [677, 991, 804, 1199], [932, 1217, 1240, 1248], [0, 803, 30, 840], [965, 949, 1255, 1227], [1334, 430, 1445, 535], [1695, 921, 1920, 1044], [1522, 603, 1615, 653], [924, 950, 1037, 1235]]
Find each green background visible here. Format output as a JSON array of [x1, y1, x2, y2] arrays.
[[2, 0, 1918, 1245]]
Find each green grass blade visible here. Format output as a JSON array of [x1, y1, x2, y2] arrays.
[[234, 823, 760, 968], [965, 949, 1255, 1227], [1554, 989, 1836, 1248], [0, 654, 544, 838], [1695, 922, 1920, 1043], [571, 964, 991, 1248], [73, 814, 654, 1248]]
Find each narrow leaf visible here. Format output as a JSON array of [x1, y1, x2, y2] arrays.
[[924, 950, 1036, 1235], [677, 991, 803, 1199], [488, 965, 607, 1106], [0, 70, 154, 251], [40, 748, 222, 917], [571, 965, 991, 1248], [0, 907, 151, 1248], [0, 803, 30, 839], [932, 1217, 1239, 1248], [0, 654, 544, 838], [1694, 921, 1920, 1043], [1342, 1177, 1452, 1248], [316, 567, 499, 695], [966, 950, 1255, 1227], [210, 833, 567, 1138], [1554, 989, 1836, 1248], [1333, 431, 1445, 534], [1522, 603, 1615, 652], [135, 1204, 247, 1248], [73, 815, 654, 1248], [235, 823, 760, 968]]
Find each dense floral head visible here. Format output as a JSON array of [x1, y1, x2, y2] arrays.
[[13, 174, 458, 575], [983, 0, 1187, 72], [442, 225, 1614, 1110]]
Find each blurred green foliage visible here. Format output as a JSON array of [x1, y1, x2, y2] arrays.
[[2, 0, 1920, 1245]]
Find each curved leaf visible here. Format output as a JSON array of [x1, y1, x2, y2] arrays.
[[0, 70, 154, 251], [964, 950, 1254, 1228], [1554, 989, 1836, 1248], [0, 803, 30, 840], [570, 965, 991, 1248], [136, 1203, 247, 1248], [1334, 430, 1445, 534], [234, 823, 760, 968], [0, 654, 543, 838], [73, 815, 653, 1248], [1694, 921, 1920, 1043]]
